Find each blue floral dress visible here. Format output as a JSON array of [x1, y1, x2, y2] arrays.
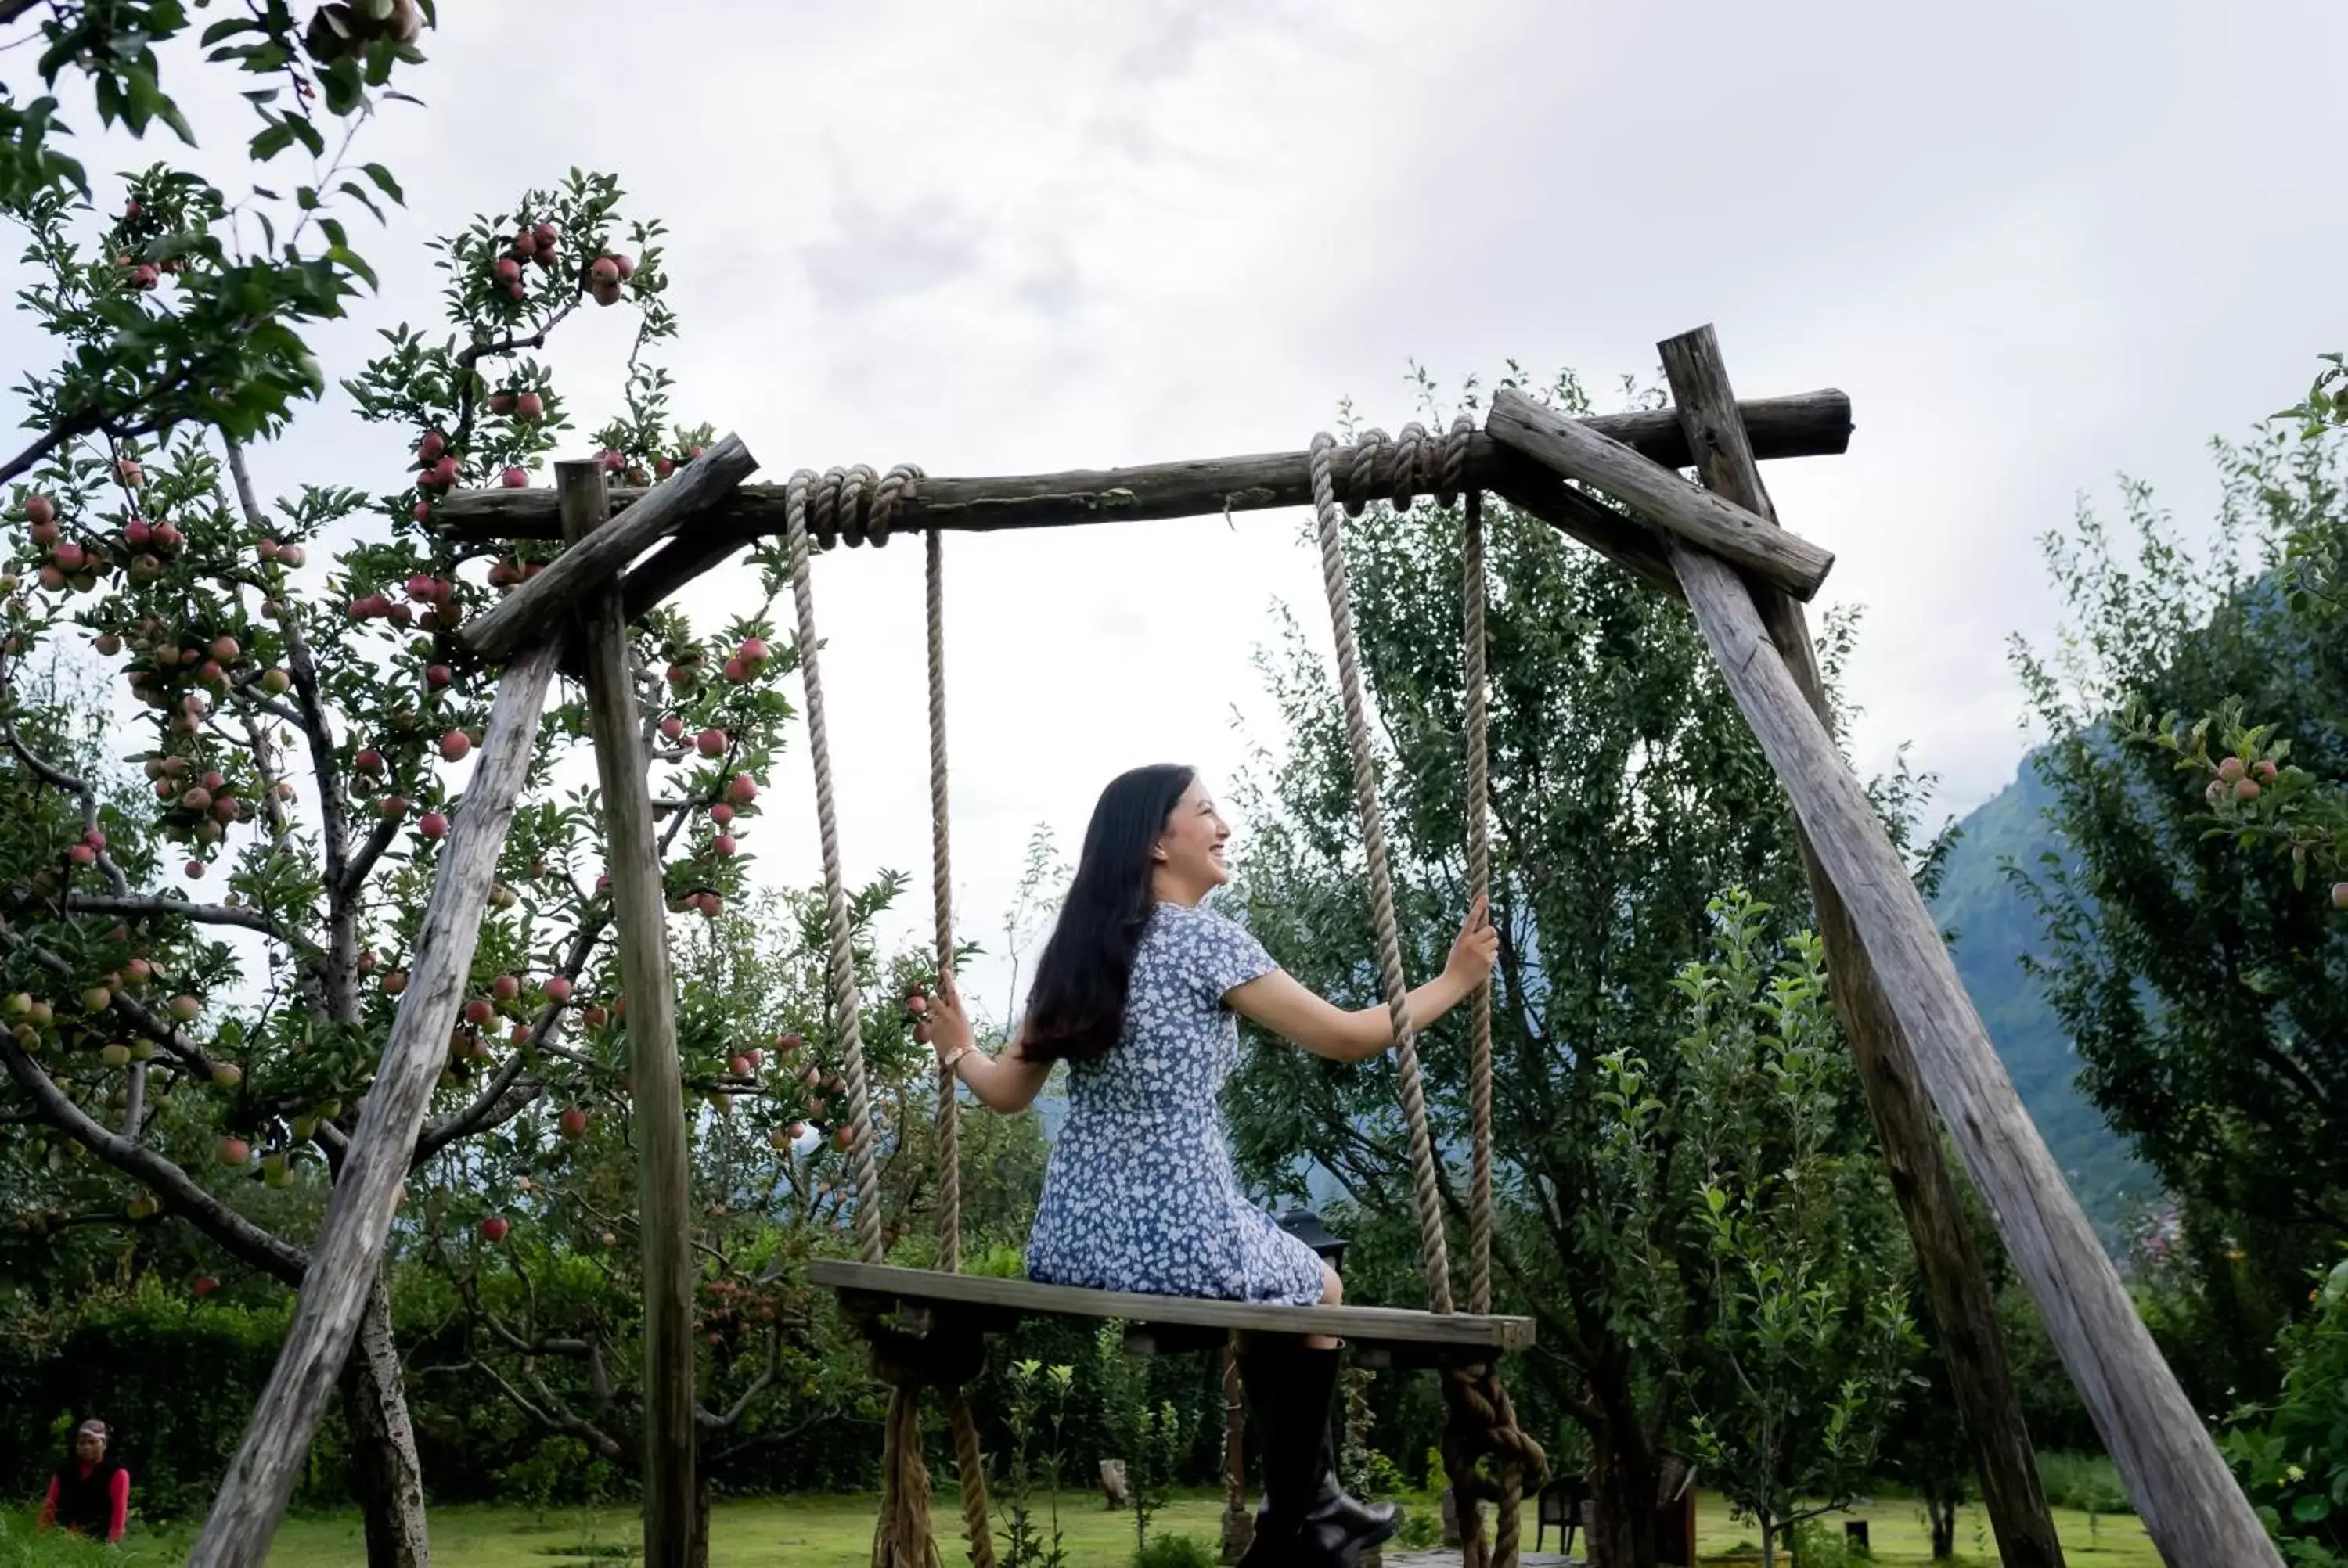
[[1025, 900, 1327, 1305]]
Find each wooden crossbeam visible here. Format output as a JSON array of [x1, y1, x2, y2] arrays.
[[430, 392, 1850, 619], [457, 433, 758, 661], [811, 1260, 1534, 1356]]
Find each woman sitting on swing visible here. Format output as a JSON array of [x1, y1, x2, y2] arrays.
[[927, 762, 1496, 1568]]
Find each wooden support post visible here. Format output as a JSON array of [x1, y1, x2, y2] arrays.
[[1658, 324, 2067, 1568], [1486, 405, 2280, 1565], [459, 433, 758, 662], [1486, 389, 1835, 600], [1221, 1336, 1253, 1564], [563, 457, 702, 1568], [188, 639, 562, 1568]]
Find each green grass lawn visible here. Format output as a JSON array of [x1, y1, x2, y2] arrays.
[[12, 1491, 2163, 1566]]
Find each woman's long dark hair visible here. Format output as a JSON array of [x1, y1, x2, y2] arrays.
[[1020, 764, 1195, 1063]]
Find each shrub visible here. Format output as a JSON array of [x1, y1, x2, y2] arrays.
[[2036, 1450, 2135, 1516], [1132, 1534, 1216, 1568]]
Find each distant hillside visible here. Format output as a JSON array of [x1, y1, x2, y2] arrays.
[[1929, 757, 2152, 1243]]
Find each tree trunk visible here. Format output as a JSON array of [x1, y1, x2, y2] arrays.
[[690, 1466, 711, 1568], [1928, 1493, 1959, 1559], [339, 1281, 430, 1568], [1583, 1417, 1660, 1568]]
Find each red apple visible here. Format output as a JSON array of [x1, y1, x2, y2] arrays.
[[218, 1137, 250, 1166], [696, 728, 727, 758], [517, 391, 544, 419], [2217, 756, 2245, 782], [501, 466, 528, 488], [418, 430, 446, 464], [384, 971, 408, 995], [420, 811, 449, 840], [492, 974, 519, 1001], [355, 748, 385, 774], [463, 998, 493, 1026], [713, 833, 736, 857], [24, 494, 54, 527], [729, 1054, 753, 1077], [559, 1106, 589, 1139], [659, 715, 685, 741], [722, 657, 749, 683], [493, 257, 521, 285], [740, 637, 769, 664], [193, 1275, 217, 1297], [2235, 779, 2262, 803], [543, 976, 573, 1002], [479, 1214, 510, 1243], [591, 257, 620, 286], [426, 664, 453, 688], [438, 728, 470, 762], [727, 774, 757, 805]]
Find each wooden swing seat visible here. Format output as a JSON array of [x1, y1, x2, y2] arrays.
[[812, 1259, 1534, 1367]]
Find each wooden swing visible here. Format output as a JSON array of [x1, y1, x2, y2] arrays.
[[784, 424, 1542, 1568], [184, 325, 2283, 1568]]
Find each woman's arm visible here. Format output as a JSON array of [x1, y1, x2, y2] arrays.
[[107, 1469, 128, 1542], [38, 1476, 56, 1530], [1227, 894, 1496, 1064], [926, 970, 1052, 1114]]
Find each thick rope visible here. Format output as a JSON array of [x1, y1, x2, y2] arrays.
[[1456, 416, 1495, 1321], [945, 1392, 996, 1568], [783, 471, 884, 1266], [1307, 432, 1453, 1314], [924, 523, 995, 1567], [872, 1384, 940, 1568], [928, 525, 961, 1274], [1313, 426, 1540, 1564]]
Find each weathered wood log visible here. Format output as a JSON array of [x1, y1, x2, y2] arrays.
[[433, 391, 1852, 548], [1487, 388, 1834, 600], [457, 433, 758, 662], [1480, 442, 1683, 598], [1658, 543, 2278, 1566], [1658, 323, 2066, 1568], [189, 638, 562, 1568], [564, 459, 700, 1568]]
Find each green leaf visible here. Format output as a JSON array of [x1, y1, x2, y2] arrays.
[[360, 162, 405, 205]]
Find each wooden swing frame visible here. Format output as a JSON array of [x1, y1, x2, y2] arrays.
[[178, 325, 2280, 1568]]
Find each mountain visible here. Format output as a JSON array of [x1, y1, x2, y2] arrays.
[[1928, 757, 2151, 1243]]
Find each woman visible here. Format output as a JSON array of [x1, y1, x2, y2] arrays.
[[38, 1419, 129, 1543], [927, 764, 1495, 1568]]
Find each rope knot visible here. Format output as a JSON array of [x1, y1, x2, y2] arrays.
[[804, 462, 927, 549], [1319, 419, 1482, 516]]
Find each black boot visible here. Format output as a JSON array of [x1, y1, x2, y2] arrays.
[[1234, 1343, 1399, 1568]]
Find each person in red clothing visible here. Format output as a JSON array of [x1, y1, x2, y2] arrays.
[[38, 1419, 129, 1543]]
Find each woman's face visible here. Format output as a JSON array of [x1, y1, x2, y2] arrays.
[[1154, 775, 1230, 890], [74, 1430, 103, 1463]]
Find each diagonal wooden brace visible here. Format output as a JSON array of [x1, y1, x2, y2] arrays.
[[188, 638, 564, 1568], [457, 433, 758, 663], [1486, 387, 1834, 600]]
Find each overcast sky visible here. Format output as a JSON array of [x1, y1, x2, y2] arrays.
[[8, 1, 2346, 1021]]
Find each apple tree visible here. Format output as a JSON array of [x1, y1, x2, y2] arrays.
[[0, 168, 823, 1558]]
